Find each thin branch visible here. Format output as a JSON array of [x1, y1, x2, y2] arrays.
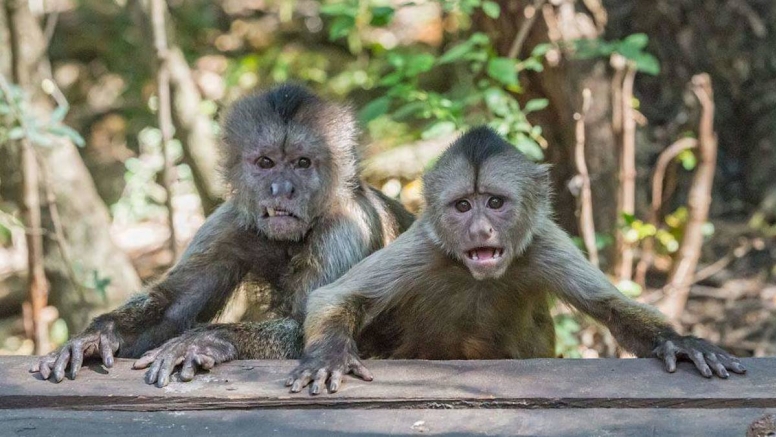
[[573, 88, 599, 267], [614, 62, 637, 281], [634, 137, 698, 286], [659, 73, 718, 323], [0, 73, 50, 355], [149, 0, 178, 260], [507, 0, 548, 59]]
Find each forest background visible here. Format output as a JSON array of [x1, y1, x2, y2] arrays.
[[0, 0, 774, 359]]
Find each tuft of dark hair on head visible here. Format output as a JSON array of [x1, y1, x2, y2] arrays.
[[266, 83, 321, 123], [446, 126, 515, 169]]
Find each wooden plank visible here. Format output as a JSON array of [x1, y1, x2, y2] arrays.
[[2, 408, 775, 436], [1, 356, 774, 411]]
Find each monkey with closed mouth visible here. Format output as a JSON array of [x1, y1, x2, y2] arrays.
[[30, 84, 414, 387], [287, 126, 745, 395]]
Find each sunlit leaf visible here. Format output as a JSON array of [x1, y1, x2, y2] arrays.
[[329, 15, 356, 40], [421, 120, 456, 139], [482, 1, 500, 18], [370, 6, 395, 26], [359, 96, 392, 123], [524, 98, 549, 113], [486, 57, 518, 86]]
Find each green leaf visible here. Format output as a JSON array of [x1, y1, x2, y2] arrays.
[[358, 96, 392, 123], [621, 212, 637, 226], [483, 87, 509, 116], [622, 33, 649, 50], [405, 53, 435, 76], [7, 126, 24, 140], [482, 1, 500, 18], [370, 6, 395, 26], [320, 3, 358, 17], [438, 42, 474, 65], [512, 135, 544, 161], [518, 57, 544, 72], [531, 43, 553, 57], [51, 105, 68, 123], [48, 124, 86, 147], [632, 52, 660, 75], [677, 149, 697, 171], [328, 15, 356, 40], [486, 57, 518, 86], [392, 101, 425, 120], [421, 120, 456, 139], [524, 98, 549, 113]]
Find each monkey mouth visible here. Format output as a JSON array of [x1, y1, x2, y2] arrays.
[[264, 207, 299, 219], [465, 247, 504, 264]]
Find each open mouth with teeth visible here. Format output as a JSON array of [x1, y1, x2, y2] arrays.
[[465, 247, 505, 266], [264, 207, 298, 219]]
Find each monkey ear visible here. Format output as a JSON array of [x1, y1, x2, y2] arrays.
[[533, 163, 552, 188]]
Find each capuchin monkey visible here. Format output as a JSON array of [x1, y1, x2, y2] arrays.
[[287, 126, 746, 395], [30, 84, 414, 387]]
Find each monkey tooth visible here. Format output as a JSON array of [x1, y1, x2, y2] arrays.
[[267, 208, 293, 218], [467, 247, 504, 261]]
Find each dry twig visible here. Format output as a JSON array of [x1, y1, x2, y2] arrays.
[[634, 137, 698, 285], [149, 0, 178, 260], [614, 62, 637, 281], [659, 74, 718, 323], [573, 88, 599, 267], [507, 0, 548, 59]]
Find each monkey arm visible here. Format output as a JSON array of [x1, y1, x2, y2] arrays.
[[288, 226, 426, 395], [530, 221, 745, 378], [31, 203, 250, 383]]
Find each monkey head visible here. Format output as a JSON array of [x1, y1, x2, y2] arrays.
[[220, 84, 359, 241], [422, 127, 551, 280]]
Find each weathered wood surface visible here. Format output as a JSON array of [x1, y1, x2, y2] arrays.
[[1, 356, 774, 411], [2, 408, 775, 437]]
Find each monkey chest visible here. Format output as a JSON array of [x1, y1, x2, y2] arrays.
[[379, 290, 555, 360]]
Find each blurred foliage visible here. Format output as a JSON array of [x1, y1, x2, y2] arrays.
[[0, 79, 84, 149], [573, 33, 660, 75]]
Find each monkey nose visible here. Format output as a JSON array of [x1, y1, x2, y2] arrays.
[[270, 181, 295, 198]]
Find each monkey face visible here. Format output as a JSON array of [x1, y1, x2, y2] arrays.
[[422, 127, 550, 280], [241, 127, 333, 240], [220, 85, 359, 241]]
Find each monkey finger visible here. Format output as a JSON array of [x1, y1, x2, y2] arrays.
[[51, 346, 72, 383], [662, 350, 677, 373], [156, 355, 185, 388], [705, 354, 728, 379], [39, 360, 53, 380], [688, 350, 712, 378], [328, 370, 344, 393], [145, 358, 164, 385], [69, 343, 84, 380], [290, 370, 313, 393], [179, 353, 197, 382], [195, 354, 216, 371], [310, 368, 329, 395], [99, 335, 114, 368], [718, 354, 747, 374], [349, 359, 373, 381], [133, 349, 160, 370]]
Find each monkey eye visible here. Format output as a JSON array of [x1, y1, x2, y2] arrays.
[[454, 200, 472, 213], [487, 196, 504, 209], [296, 157, 311, 169], [256, 156, 274, 169]]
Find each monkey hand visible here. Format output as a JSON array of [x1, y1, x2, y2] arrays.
[[286, 345, 372, 395], [29, 318, 120, 383], [653, 335, 746, 378], [132, 328, 238, 388]]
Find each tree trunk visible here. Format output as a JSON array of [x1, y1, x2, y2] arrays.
[[475, 0, 619, 266], [0, 0, 141, 336]]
